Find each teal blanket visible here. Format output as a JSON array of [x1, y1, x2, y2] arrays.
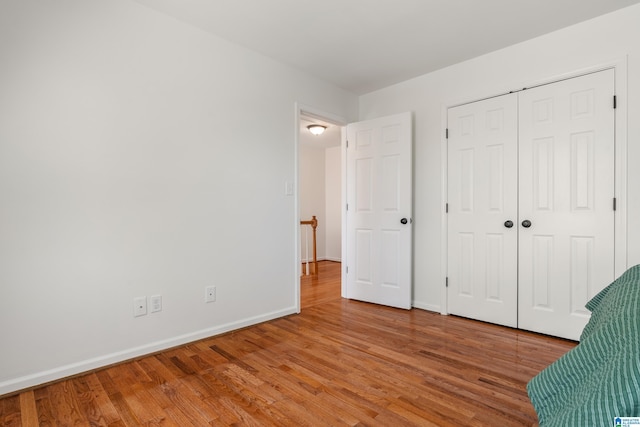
[[527, 265, 640, 426]]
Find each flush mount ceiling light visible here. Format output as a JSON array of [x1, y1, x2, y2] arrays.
[[307, 124, 327, 136]]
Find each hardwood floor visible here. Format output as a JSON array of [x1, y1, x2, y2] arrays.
[[300, 260, 342, 309], [1, 261, 575, 426]]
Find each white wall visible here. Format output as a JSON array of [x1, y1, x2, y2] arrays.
[[0, 0, 358, 395], [299, 144, 326, 261], [298, 145, 342, 263], [324, 146, 342, 261], [359, 4, 640, 312]]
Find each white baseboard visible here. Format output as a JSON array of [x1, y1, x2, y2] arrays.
[[0, 307, 297, 396]]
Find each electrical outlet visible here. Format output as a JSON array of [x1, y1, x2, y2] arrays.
[[205, 286, 216, 303], [133, 296, 147, 317], [150, 295, 162, 313]]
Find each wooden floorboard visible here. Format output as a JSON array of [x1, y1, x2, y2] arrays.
[[1, 261, 575, 426]]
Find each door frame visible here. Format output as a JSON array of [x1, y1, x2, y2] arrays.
[[294, 103, 347, 313], [440, 57, 628, 315]]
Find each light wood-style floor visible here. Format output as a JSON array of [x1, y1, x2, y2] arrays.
[[0, 261, 576, 426]]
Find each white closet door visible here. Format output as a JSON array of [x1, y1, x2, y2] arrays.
[[447, 93, 519, 327], [518, 69, 615, 340]]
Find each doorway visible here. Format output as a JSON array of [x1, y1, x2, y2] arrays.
[[296, 106, 345, 310], [295, 107, 414, 312]]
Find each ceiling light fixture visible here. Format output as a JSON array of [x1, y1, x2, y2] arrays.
[[307, 124, 326, 136]]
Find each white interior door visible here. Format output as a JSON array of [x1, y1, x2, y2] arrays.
[[447, 93, 519, 327], [518, 69, 616, 340], [345, 112, 412, 309]]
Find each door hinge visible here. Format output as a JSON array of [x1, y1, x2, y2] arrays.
[[613, 95, 617, 109], [346, 139, 349, 148], [445, 203, 449, 213], [445, 128, 449, 139], [346, 266, 349, 274], [346, 203, 349, 211], [446, 277, 449, 288], [613, 197, 617, 211]]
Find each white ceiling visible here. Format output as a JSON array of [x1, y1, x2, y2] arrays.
[[132, 0, 640, 95]]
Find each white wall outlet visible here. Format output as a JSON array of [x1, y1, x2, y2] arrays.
[[205, 286, 216, 303], [133, 296, 147, 317], [150, 295, 162, 313]]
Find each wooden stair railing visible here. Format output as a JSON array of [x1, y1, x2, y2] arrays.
[[300, 215, 318, 275]]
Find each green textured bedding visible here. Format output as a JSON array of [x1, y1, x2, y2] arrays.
[[527, 265, 640, 426]]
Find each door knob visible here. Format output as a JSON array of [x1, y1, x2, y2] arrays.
[[522, 220, 532, 228], [400, 218, 408, 225], [504, 220, 514, 228]]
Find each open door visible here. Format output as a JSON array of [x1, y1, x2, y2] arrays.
[[345, 112, 413, 309]]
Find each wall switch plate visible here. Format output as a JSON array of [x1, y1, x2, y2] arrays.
[[133, 296, 147, 317], [205, 286, 216, 303], [285, 181, 294, 196], [150, 295, 162, 313]]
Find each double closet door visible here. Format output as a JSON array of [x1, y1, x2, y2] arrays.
[[447, 69, 615, 341]]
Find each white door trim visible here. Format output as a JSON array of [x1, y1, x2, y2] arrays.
[[441, 56, 629, 315], [294, 103, 347, 313]]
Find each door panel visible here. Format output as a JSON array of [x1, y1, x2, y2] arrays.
[[447, 94, 519, 327], [518, 69, 615, 340], [346, 112, 412, 309]]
